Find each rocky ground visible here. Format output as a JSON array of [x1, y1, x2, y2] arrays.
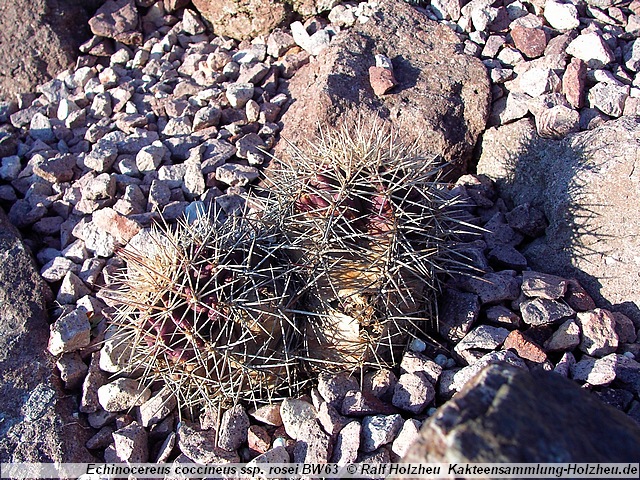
[[0, 0, 639, 471]]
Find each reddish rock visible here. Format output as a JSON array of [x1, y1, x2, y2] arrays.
[[369, 66, 397, 96], [92, 207, 141, 245], [88, 0, 142, 46], [273, 0, 490, 176], [576, 309, 619, 357], [511, 26, 547, 58], [503, 330, 548, 363], [564, 278, 597, 312], [562, 57, 587, 109], [247, 425, 271, 456]]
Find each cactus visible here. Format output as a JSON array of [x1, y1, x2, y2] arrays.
[[104, 206, 301, 415], [263, 115, 472, 375]]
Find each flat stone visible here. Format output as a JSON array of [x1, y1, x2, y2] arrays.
[[520, 298, 575, 326], [113, 421, 148, 463], [216, 163, 259, 187], [48, 308, 91, 356], [544, 318, 581, 352], [502, 329, 547, 363], [521, 271, 567, 299], [455, 325, 510, 355], [218, 404, 250, 451], [465, 271, 521, 305], [329, 420, 360, 465], [576, 308, 619, 357], [391, 372, 435, 414], [97, 378, 151, 412], [41, 256, 80, 282], [487, 244, 528, 269], [361, 414, 404, 453]]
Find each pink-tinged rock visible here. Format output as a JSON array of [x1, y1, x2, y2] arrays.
[[92, 207, 141, 245], [317, 373, 359, 410], [576, 309, 619, 357], [521, 271, 567, 299], [89, 0, 142, 46], [369, 66, 397, 96], [250, 403, 283, 426], [391, 419, 421, 459], [562, 57, 587, 109], [97, 378, 151, 412], [329, 420, 360, 465], [48, 308, 91, 356], [248, 425, 271, 455], [571, 354, 617, 386], [113, 421, 148, 462], [361, 414, 404, 453], [33, 154, 76, 183], [544, 319, 581, 352], [391, 372, 435, 414], [399, 352, 443, 384], [178, 423, 240, 463], [564, 278, 596, 312], [502, 330, 548, 363], [511, 26, 547, 58], [341, 390, 398, 416], [317, 401, 350, 436]]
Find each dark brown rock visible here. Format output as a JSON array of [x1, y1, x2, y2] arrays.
[[0, 0, 96, 99], [0, 208, 95, 462], [273, 0, 490, 176], [401, 363, 640, 464]]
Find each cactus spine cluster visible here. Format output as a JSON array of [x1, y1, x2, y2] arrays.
[[105, 114, 470, 415]]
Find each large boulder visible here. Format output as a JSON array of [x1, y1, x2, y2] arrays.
[[273, 0, 490, 175], [477, 116, 640, 324], [0, 208, 95, 462], [0, 0, 98, 100], [402, 363, 640, 464]]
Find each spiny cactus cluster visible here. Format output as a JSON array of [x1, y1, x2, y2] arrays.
[[105, 115, 473, 416]]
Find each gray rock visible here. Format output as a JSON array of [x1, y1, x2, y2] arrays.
[[41, 256, 80, 282], [0, 209, 94, 462], [178, 422, 241, 463], [587, 82, 629, 118], [317, 373, 359, 410], [576, 309, 619, 357], [612, 312, 637, 344], [329, 420, 360, 465], [226, 82, 254, 109], [136, 141, 167, 173], [88, 0, 142, 45], [554, 351, 575, 377], [391, 373, 435, 414], [485, 305, 522, 328], [48, 308, 91, 355], [218, 404, 250, 451], [85, 138, 118, 173], [465, 271, 521, 305], [534, 104, 580, 139], [280, 398, 317, 440], [521, 271, 567, 299], [216, 163, 259, 187], [455, 324, 510, 355], [85, 425, 115, 450], [520, 298, 575, 326], [193, 105, 221, 131], [249, 445, 290, 465], [56, 352, 88, 390], [544, 319, 581, 352], [80, 352, 107, 414], [97, 378, 151, 412], [317, 401, 350, 436], [112, 421, 148, 463], [56, 271, 91, 305], [487, 244, 528, 269], [566, 32, 615, 69], [139, 389, 177, 428], [399, 352, 442, 384], [403, 363, 640, 463], [361, 414, 404, 453], [477, 117, 640, 325], [570, 354, 616, 385]]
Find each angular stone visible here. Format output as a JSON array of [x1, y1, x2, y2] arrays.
[[465, 271, 521, 305], [177, 422, 240, 463], [485, 305, 522, 328], [588, 82, 630, 118], [612, 312, 637, 344], [41, 256, 80, 282], [502, 329, 547, 363], [341, 390, 396, 417], [563, 57, 587, 109], [329, 420, 360, 465], [576, 309, 619, 357], [56, 352, 88, 390], [566, 32, 615, 69], [571, 354, 617, 385], [520, 298, 575, 326], [247, 425, 271, 455], [543, 0, 579, 30], [361, 414, 404, 453], [48, 309, 91, 356], [216, 163, 259, 187], [112, 421, 148, 463], [521, 271, 567, 299], [250, 403, 283, 426], [544, 318, 581, 352], [218, 404, 250, 451], [399, 352, 442, 384], [392, 373, 435, 414], [511, 26, 546, 58], [438, 288, 480, 341], [455, 325, 510, 355], [193, 105, 221, 131], [391, 419, 421, 459], [487, 244, 528, 269], [317, 373, 359, 410], [89, 0, 142, 45], [362, 369, 397, 400], [97, 378, 151, 412], [226, 82, 254, 109], [317, 401, 350, 436], [280, 398, 317, 440], [139, 389, 177, 428], [56, 271, 91, 305], [404, 363, 640, 463]]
